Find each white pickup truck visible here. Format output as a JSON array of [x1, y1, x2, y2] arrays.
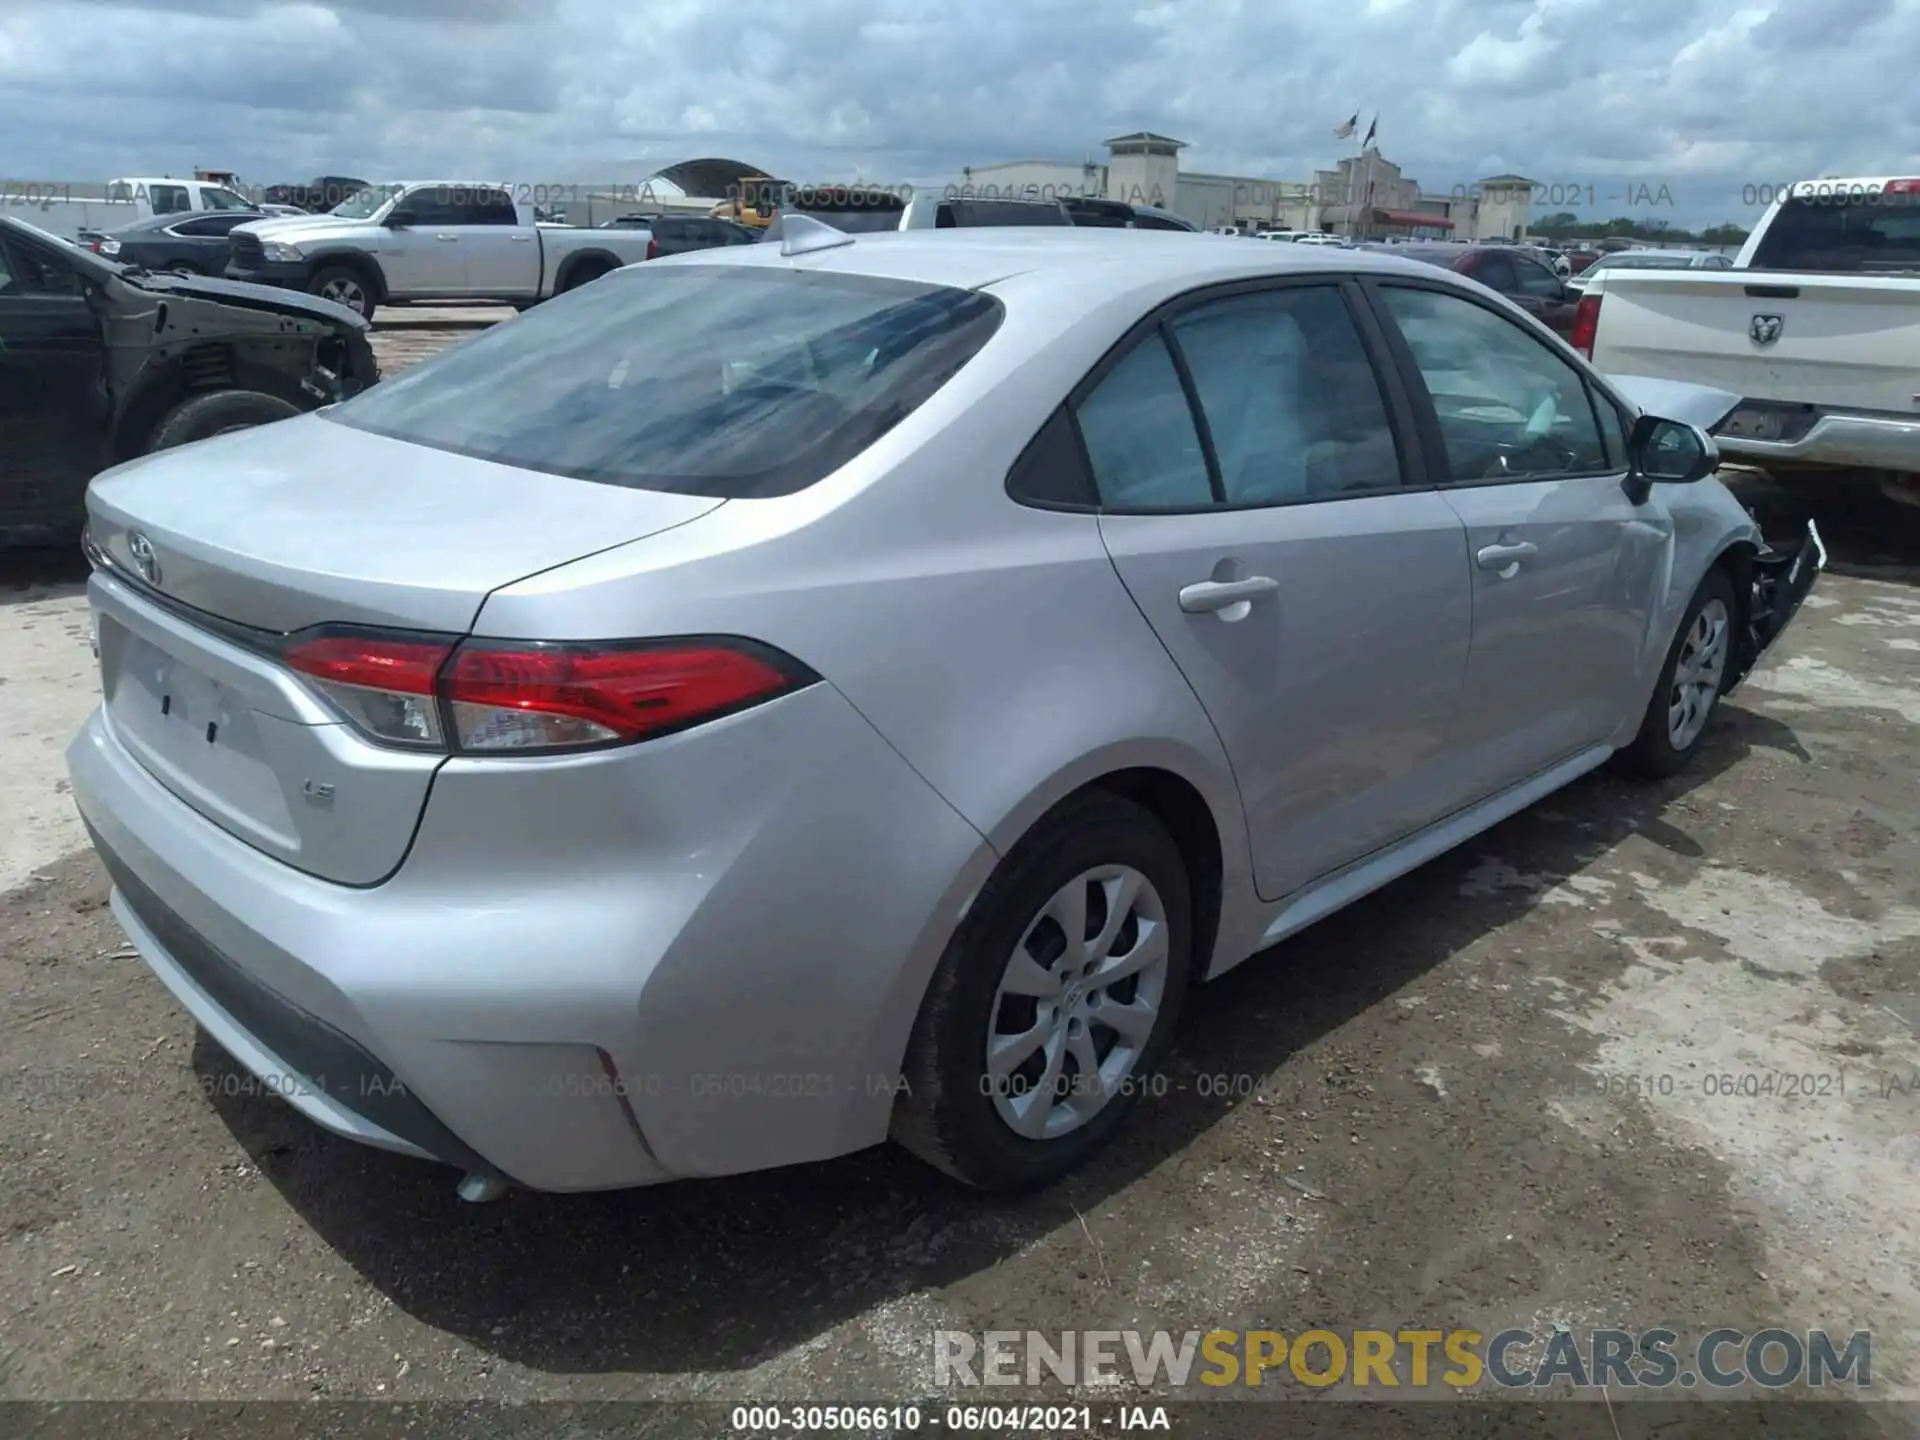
[[224, 181, 654, 319], [1583, 176, 1920, 507], [4, 177, 288, 242]]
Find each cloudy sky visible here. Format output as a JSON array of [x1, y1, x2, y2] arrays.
[[2, 0, 1915, 228]]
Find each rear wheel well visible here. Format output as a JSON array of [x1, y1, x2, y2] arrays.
[[1714, 539, 1759, 673], [1083, 768, 1223, 982], [556, 251, 619, 292]]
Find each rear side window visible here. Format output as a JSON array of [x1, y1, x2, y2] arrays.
[[1750, 196, 1920, 273], [328, 267, 1004, 498], [454, 189, 518, 225], [149, 184, 190, 215], [1074, 333, 1213, 509], [1171, 288, 1402, 503]]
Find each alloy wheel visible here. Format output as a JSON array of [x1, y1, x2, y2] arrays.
[[1668, 597, 1730, 749], [986, 866, 1170, 1141], [319, 276, 366, 311]]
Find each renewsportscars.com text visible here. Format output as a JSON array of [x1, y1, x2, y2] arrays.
[[934, 1327, 1872, 1391]]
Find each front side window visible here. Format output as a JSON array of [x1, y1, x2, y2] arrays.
[[1474, 251, 1519, 292], [1376, 285, 1609, 483], [2, 236, 77, 295], [328, 267, 1003, 498], [1170, 287, 1402, 504], [332, 185, 403, 219], [1073, 332, 1213, 510], [394, 187, 457, 226], [1511, 255, 1564, 297]]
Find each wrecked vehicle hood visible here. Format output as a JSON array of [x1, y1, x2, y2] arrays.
[[1605, 374, 1743, 432], [119, 269, 369, 330]]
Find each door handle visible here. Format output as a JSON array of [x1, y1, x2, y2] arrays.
[[436, 233, 459, 242], [1178, 576, 1279, 613], [1476, 540, 1539, 572], [509, 234, 535, 242]]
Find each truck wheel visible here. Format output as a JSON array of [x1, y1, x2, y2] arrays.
[[150, 390, 302, 451], [308, 266, 378, 320], [558, 260, 614, 294]]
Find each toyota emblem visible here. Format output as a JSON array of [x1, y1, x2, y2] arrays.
[[126, 530, 161, 586]]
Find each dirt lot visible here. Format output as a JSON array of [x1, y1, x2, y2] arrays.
[[1, 321, 1916, 1436]]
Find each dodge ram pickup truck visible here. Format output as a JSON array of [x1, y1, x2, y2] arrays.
[[225, 182, 654, 319], [1583, 176, 1920, 508]]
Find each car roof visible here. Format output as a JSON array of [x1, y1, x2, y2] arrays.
[[647, 226, 1473, 297]]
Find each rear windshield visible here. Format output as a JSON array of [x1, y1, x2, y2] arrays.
[[1593, 253, 1698, 270], [945, 200, 1068, 227], [326, 266, 1005, 497], [777, 208, 903, 235], [1750, 196, 1920, 273]]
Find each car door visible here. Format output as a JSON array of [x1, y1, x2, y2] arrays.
[[1084, 279, 1475, 902], [0, 233, 109, 539], [378, 185, 464, 296], [450, 187, 536, 296], [164, 213, 253, 272], [1366, 280, 1664, 799]]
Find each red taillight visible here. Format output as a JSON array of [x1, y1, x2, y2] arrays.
[[1883, 178, 1920, 196], [284, 632, 454, 748], [284, 634, 449, 694], [442, 640, 803, 751], [281, 630, 811, 755], [645, 237, 660, 260], [1570, 292, 1602, 358]]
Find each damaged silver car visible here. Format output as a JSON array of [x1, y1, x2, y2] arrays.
[[1, 214, 378, 547]]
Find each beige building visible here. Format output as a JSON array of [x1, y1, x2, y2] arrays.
[[955, 134, 1533, 241]]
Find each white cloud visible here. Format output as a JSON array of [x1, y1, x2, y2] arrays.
[[2, 0, 1917, 229]]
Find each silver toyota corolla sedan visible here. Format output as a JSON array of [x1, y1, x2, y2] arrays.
[[68, 225, 1822, 1197]]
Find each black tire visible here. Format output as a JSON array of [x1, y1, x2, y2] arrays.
[[164, 261, 202, 276], [557, 260, 614, 295], [150, 390, 302, 451], [1617, 567, 1737, 779], [892, 790, 1193, 1191], [307, 264, 378, 320]]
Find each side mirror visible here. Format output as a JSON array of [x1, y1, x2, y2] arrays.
[[1628, 414, 1719, 491]]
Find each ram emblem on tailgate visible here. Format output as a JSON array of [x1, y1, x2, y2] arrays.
[[1749, 314, 1784, 347]]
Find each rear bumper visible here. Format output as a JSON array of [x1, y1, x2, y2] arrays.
[[66, 674, 992, 1192], [1714, 407, 1920, 473]]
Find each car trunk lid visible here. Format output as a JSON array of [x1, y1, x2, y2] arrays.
[[85, 414, 724, 633], [84, 417, 723, 883]]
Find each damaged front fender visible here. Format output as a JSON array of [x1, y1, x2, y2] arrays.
[[99, 270, 378, 452]]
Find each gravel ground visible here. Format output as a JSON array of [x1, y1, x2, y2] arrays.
[[1, 325, 1915, 1435]]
